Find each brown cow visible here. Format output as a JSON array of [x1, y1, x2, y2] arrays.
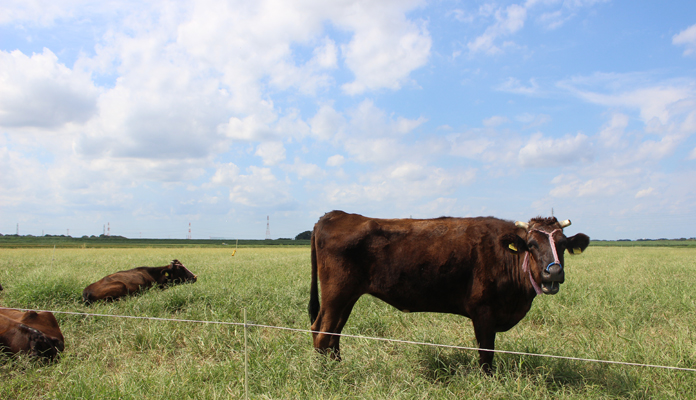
[[0, 308, 64, 360], [82, 259, 197, 304], [308, 211, 590, 374]]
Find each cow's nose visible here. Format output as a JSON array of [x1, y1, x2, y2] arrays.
[[542, 263, 564, 282]]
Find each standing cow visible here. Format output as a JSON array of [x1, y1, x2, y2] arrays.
[[308, 211, 590, 373], [82, 259, 197, 304]]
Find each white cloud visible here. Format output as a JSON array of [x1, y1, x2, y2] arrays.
[[598, 113, 629, 148], [222, 113, 277, 142], [519, 132, 592, 167], [549, 173, 629, 198], [0, 0, 85, 25], [309, 104, 346, 141], [285, 157, 325, 180], [635, 187, 655, 198], [312, 37, 339, 69], [337, 99, 426, 164], [211, 164, 292, 207], [0, 49, 99, 128], [177, 0, 430, 97], [449, 135, 495, 159], [483, 115, 509, 127], [338, 1, 431, 94], [536, 10, 569, 30], [558, 73, 695, 125], [255, 141, 286, 166], [0, 146, 52, 206], [464, 0, 608, 54], [468, 4, 527, 55], [321, 164, 476, 209], [515, 112, 551, 128], [496, 77, 539, 95], [326, 154, 345, 167], [673, 24, 696, 56]]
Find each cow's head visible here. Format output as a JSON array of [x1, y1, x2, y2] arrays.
[[163, 259, 197, 284], [22, 324, 60, 360], [502, 217, 590, 295]]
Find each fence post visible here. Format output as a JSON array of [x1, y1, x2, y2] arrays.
[[244, 308, 249, 400]]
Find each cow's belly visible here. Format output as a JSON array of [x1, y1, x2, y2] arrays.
[[369, 284, 472, 316]]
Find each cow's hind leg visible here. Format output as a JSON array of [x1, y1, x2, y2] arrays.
[[311, 295, 360, 361], [95, 282, 129, 302]]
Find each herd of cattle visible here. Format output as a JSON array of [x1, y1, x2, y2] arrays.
[[0, 259, 198, 360], [1, 211, 589, 374]]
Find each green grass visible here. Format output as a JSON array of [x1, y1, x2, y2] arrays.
[[0, 246, 695, 399]]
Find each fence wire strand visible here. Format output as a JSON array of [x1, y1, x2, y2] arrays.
[[2, 306, 695, 373]]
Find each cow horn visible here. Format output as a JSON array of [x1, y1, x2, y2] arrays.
[[515, 221, 528, 230], [560, 219, 571, 228]]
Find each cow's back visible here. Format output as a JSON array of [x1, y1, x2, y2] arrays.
[[83, 268, 156, 303]]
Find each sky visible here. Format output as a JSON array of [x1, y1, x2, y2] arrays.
[[1, 0, 695, 240]]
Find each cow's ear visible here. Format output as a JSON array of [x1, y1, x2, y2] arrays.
[[501, 233, 528, 254], [567, 233, 590, 255]]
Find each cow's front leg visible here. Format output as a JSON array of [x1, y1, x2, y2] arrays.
[[472, 318, 497, 375]]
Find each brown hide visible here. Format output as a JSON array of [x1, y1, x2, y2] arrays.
[[0, 309, 64, 359], [82, 259, 197, 304], [308, 211, 590, 374]]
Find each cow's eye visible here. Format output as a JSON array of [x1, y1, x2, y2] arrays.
[[528, 241, 538, 249]]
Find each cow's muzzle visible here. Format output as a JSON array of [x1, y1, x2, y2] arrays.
[[540, 262, 564, 295]]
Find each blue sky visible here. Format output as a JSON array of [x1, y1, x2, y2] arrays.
[[1, 0, 695, 240]]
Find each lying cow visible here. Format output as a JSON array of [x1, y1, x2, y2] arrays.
[[82, 259, 197, 304], [308, 211, 590, 374], [0, 308, 64, 360]]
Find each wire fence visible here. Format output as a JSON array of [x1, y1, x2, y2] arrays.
[[3, 306, 696, 374]]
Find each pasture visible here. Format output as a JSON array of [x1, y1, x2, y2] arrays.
[[0, 246, 695, 399]]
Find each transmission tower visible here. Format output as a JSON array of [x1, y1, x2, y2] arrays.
[[188, 222, 192, 240], [265, 216, 271, 240]]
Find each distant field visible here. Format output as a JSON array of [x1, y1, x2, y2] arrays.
[[1, 246, 695, 399], [0, 235, 310, 248], [591, 240, 696, 247]]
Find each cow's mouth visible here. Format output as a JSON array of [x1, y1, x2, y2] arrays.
[[541, 281, 561, 295]]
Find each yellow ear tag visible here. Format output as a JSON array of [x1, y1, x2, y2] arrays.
[[573, 248, 582, 254], [509, 243, 518, 252]]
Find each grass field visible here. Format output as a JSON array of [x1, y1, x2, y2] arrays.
[[1, 246, 695, 399]]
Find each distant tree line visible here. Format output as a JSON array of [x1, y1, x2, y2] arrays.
[[295, 231, 311, 240]]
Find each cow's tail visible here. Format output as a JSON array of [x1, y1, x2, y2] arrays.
[[308, 232, 320, 325]]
